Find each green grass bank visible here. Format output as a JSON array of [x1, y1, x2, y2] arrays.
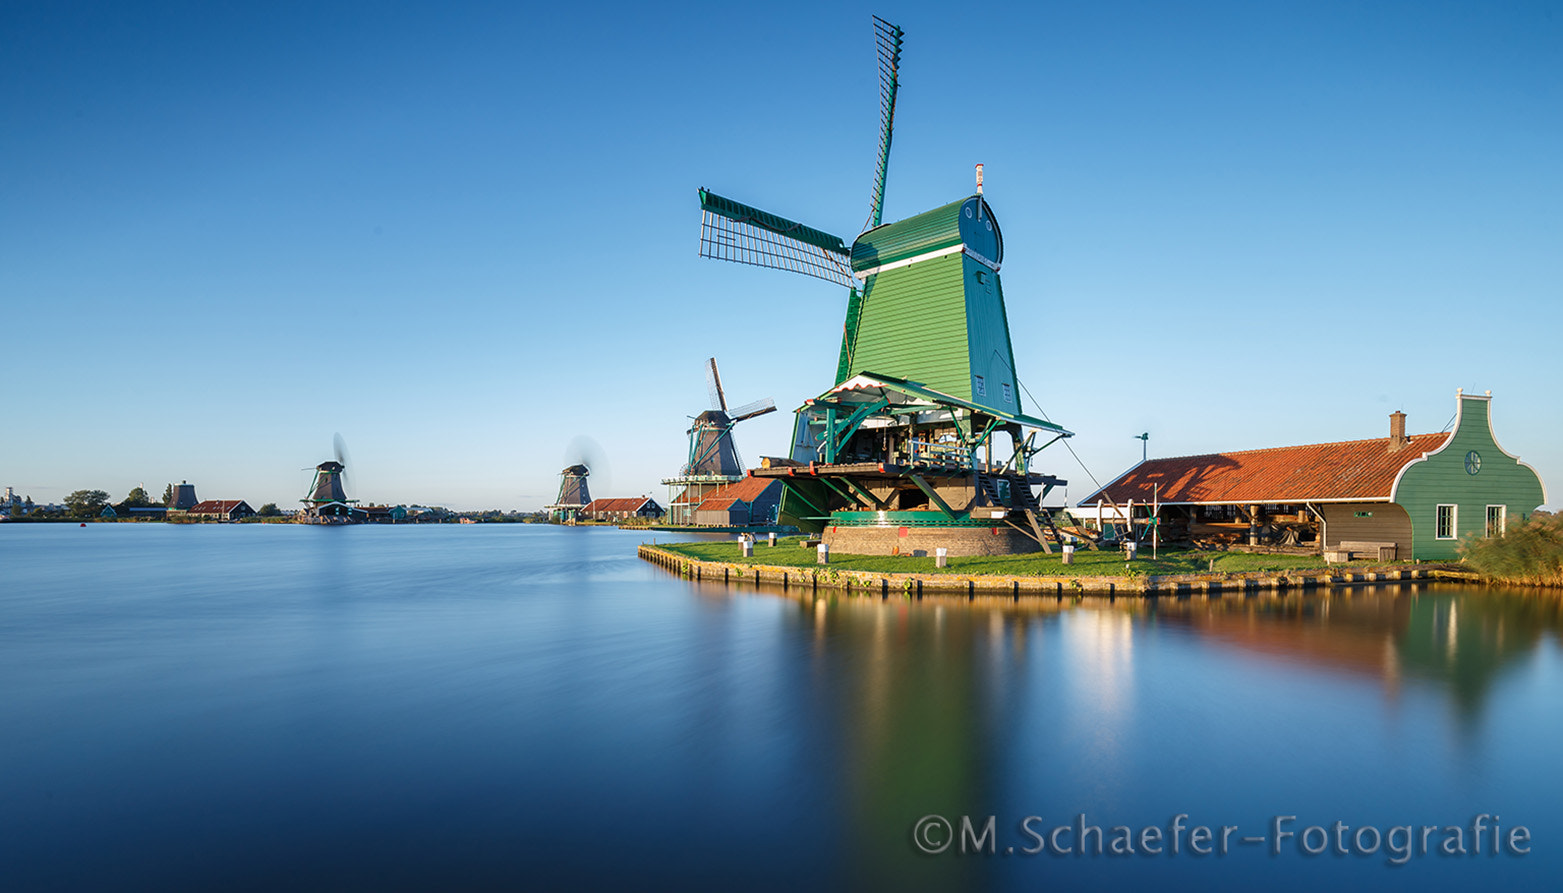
[[639, 537, 1460, 596]]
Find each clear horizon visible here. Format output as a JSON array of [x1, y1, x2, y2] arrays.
[[4, 0, 1558, 512]]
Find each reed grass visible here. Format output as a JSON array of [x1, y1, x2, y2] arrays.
[[1459, 512, 1563, 587]]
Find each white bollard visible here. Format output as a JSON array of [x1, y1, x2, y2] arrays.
[[935, 547, 948, 568], [1061, 543, 1075, 565], [768, 531, 777, 547], [1125, 541, 1138, 561], [817, 543, 830, 565], [742, 537, 753, 558]]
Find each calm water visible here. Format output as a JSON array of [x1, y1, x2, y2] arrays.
[[3, 523, 1562, 891]]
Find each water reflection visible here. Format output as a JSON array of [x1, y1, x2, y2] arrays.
[[684, 577, 1563, 889], [7, 523, 1559, 892], [1136, 586, 1561, 722]]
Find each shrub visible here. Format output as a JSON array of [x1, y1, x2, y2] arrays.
[[1459, 513, 1563, 587]]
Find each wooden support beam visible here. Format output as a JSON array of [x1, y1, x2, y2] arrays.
[[908, 474, 958, 519], [1025, 509, 1055, 554], [839, 476, 887, 510], [816, 476, 870, 509]]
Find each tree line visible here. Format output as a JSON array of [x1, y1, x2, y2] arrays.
[[8, 486, 279, 520]]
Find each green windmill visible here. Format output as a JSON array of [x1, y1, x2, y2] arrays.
[[695, 16, 1073, 554]]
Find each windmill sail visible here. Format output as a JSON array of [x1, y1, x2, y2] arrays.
[[698, 189, 854, 288], [866, 15, 904, 230], [727, 398, 776, 423], [705, 357, 727, 411]]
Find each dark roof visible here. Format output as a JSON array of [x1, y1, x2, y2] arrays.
[[188, 500, 252, 513], [1081, 433, 1451, 506]]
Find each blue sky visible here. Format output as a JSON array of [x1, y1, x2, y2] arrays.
[[3, 0, 1559, 511]]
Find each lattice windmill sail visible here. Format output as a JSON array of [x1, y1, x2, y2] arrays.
[[692, 16, 1075, 554], [697, 17, 901, 289]]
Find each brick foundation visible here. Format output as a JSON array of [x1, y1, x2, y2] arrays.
[[823, 524, 1042, 556]]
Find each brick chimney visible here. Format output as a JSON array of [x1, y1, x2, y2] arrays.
[[1388, 411, 1409, 453]]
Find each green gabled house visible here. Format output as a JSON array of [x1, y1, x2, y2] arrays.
[[1391, 391, 1548, 560], [1082, 391, 1547, 561]]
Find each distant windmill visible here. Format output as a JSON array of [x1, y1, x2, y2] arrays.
[[661, 358, 776, 526], [551, 465, 591, 522], [546, 437, 608, 524], [300, 434, 358, 523], [687, 358, 776, 476]]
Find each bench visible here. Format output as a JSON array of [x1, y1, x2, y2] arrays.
[[1334, 541, 1398, 562]]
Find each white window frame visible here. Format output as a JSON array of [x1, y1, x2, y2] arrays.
[[1435, 504, 1457, 540], [1486, 504, 1507, 537], [973, 375, 986, 397]]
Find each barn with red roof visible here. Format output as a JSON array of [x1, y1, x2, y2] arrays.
[[665, 476, 784, 528], [1081, 391, 1546, 561], [581, 496, 665, 523]]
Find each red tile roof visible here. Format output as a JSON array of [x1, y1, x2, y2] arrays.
[[583, 497, 654, 514], [695, 476, 780, 512], [1081, 433, 1451, 505]]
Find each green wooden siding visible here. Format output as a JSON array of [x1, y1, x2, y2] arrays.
[[1392, 396, 1546, 560], [961, 256, 1021, 415], [835, 286, 865, 385], [846, 253, 972, 400]]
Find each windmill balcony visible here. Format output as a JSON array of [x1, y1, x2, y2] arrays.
[[906, 439, 975, 469]]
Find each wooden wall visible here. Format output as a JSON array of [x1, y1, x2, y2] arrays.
[[1319, 503, 1413, 555]]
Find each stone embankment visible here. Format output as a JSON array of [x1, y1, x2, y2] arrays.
[[637, 545, 1474, 597]]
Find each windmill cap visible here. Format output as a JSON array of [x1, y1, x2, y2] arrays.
[[851, 195, 1002, 274]]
